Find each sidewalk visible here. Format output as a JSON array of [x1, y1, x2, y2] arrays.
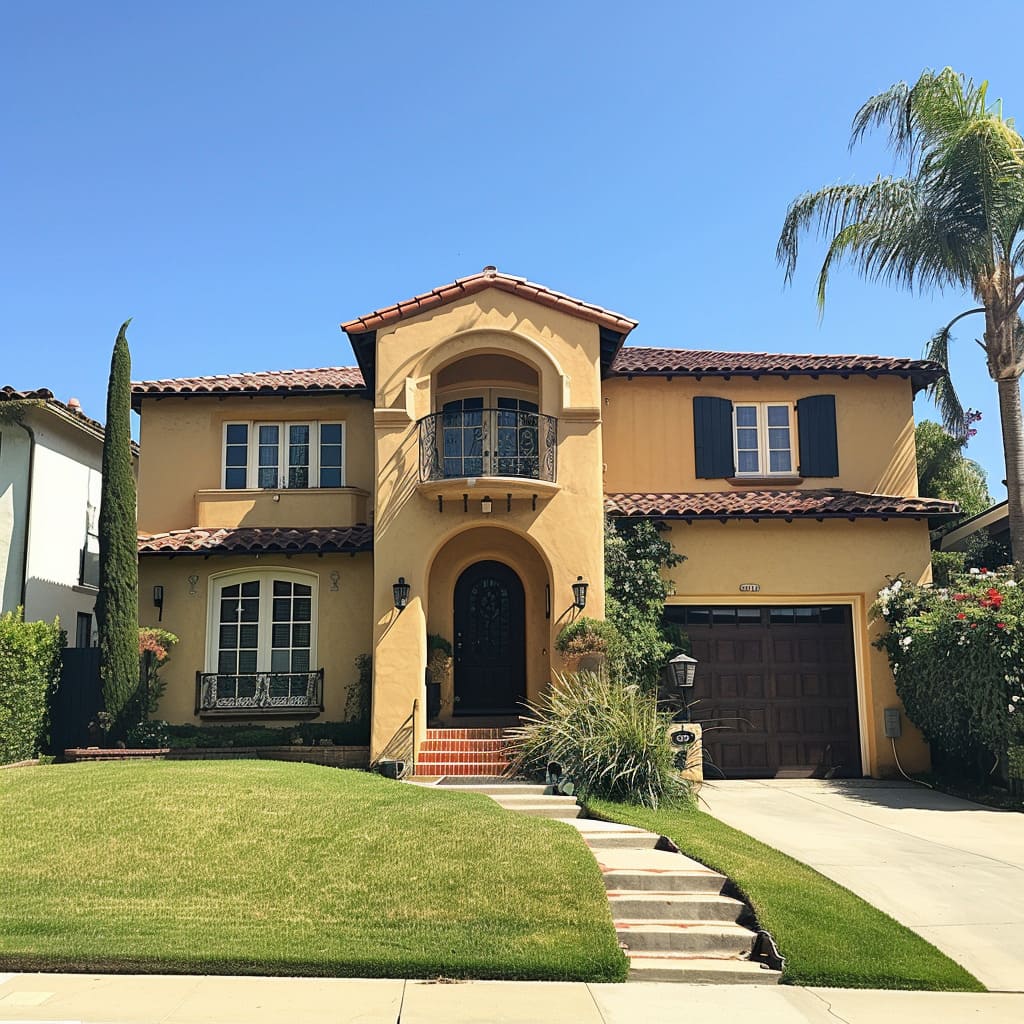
[[1, 973, 1022, 1024]]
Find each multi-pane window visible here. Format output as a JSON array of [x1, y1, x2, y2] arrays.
[[209, 573, 318, 706], [440, 395, 540, 478], [442, 397, 485, 477], [733, 404, 793, 475], [223, 422, 344, 489]]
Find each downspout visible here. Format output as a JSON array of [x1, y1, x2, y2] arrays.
[[14, 418, 36, 610]]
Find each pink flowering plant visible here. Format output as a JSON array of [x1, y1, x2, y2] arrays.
[[873, 568, 1023, 771]]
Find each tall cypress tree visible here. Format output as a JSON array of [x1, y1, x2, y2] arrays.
[[95, 319, 139, 732]]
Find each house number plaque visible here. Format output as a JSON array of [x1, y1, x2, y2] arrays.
[[739, 583, 761, 592]]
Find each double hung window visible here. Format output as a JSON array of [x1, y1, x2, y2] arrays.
[[222, 422, 344, 489], [733, 404, 794, 476]]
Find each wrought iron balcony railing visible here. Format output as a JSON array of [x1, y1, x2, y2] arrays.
[[195, 669, 324, 716], [418, 408, 557, 483]]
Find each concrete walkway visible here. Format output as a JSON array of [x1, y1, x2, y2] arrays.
[[699, 779, 1024, 992], [1, 972, 1022, 1023]]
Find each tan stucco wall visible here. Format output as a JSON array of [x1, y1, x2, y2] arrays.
[[136, 394, 373, 534], [139, 553, 373, 724], [602, 374, 919, 495], [664, 517, 933, 776], [368, 288, 608, 757]]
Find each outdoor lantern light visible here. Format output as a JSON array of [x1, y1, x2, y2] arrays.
[[392, 577, 411, 610], [572, 576, 589, 610], [481, 495, 492, 514], [667, 652, 698, 689], [152, 585, 164, 622]]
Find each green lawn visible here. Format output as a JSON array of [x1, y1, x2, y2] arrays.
[[0, 761, 626, 981], [587, 797, 984, 992]]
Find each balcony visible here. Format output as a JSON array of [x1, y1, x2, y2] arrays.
[[195, 487, 370, 529], [417, 408, 558, 500], [195, 669, 324, 717]]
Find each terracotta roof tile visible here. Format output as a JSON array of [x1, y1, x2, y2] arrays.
[[1, 385, 138, 453], [137, 525, 373, 555], [604, 490, 959, 520], [609, 347, 944, 392], [340, 267, 638, 336], [131, 366, 366, 407]]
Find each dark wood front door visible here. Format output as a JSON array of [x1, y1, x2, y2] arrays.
[[665, 605, 861, 778], [453, 560, 526, 715]]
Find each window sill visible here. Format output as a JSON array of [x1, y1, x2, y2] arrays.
[[726, 476, 804, 487]]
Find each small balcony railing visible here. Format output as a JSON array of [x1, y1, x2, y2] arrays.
[[195, 669, 324, 716], [418, 408, 557, 483]]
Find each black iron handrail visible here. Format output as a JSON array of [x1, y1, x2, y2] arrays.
[[418, 408, 557, 483], [195, 669, 324, 715]]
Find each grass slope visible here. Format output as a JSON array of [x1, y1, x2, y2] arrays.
[[0, 762, 626, 981], [587, 797, 984, 992]]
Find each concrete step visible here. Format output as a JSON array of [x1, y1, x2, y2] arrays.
[[424, 763, 511, 777], [489, 800, 582, 819], [615, 920, 756, 956], [607, 891, 748, 923], [595, 849, 727, 893], [583, 831, 664, 850], [626, 954, 780, 985], [434, 783, 550, 796]]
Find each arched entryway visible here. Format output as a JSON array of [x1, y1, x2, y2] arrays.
[[453, 560, 526, 715]]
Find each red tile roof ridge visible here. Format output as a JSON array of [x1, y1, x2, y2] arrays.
[[340, 268, 638, 336], [137, 524, 374, 555]]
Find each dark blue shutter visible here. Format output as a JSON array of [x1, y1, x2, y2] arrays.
[[693, 397, 735, 478], [797, 395, 839, 477]]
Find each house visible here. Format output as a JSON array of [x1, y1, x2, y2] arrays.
[[939, 499, 1012, 561], [0, 387, 130, 646], [132, 268, 956, 778]]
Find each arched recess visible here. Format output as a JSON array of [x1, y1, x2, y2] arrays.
[[426, 524, 551, 719]]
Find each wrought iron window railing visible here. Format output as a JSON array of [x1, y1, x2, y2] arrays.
[[195, 669, 324, 715], [418, 408, 557, 483]]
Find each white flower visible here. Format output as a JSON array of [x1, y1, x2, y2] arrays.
[[900, 636, 913, 649], [970, 567, 981, 575]]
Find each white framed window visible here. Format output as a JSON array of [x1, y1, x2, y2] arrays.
[[222, 422, 345, 490], [207, 569, 318, 673], [733, 403, 794, 475]]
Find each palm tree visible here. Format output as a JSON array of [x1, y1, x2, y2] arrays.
[[777, 68, 1024, 561]]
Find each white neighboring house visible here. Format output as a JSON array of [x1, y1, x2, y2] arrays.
[[0, 387, 138, 646]]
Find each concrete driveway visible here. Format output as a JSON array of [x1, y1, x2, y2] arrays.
[[699, 779, 1024, 992]]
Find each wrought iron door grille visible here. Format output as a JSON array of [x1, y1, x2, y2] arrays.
[[195, 669, 324, 715], [418, 409, 557, 482]]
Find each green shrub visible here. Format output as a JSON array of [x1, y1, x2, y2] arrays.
[[507, 671, 689, 809], [162, 720, 370, 750], [344, 654, 372, 726], [604, 518, 686, 688], [0, 610, 64, 764], [1009, 746, 1024, 781], [874, 570, 1023, 772], [555, 617, 623, 664], [931, 550, 966, 588], [126, 719, 170, 748], [138, 628, 179, 718]]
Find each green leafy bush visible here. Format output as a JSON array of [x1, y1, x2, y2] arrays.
[[138, 627, 179, 718], [874, 570, 1023, 771], [507, 671, 689, 808], [0, 610, 64, 764], [554, 617, 623, 665], [344, 654, 372, 726], [162, 720, 370, 749], [930, 551, 966, 588], [604, 518, 686, 688], [126, 719, 170, 748]]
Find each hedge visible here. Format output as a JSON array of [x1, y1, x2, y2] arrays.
[[161, 720, 370, 750], [0, 611, 64, 764]]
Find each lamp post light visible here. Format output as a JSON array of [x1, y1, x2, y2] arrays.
[[392, 577, 411, 610], [667, 652, 698, 690], [571, 576, 589, 610]]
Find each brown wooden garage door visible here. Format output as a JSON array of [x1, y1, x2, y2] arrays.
[[664, 605, 862, 778]]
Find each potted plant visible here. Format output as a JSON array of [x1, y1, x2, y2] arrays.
[[555, 617, 623, 673], [426, 634, 453, 719]]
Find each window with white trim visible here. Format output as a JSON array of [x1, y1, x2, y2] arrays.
[[222, 422, 345, 489], [733, 403, 794, 475], [212, 572, 316, 675]]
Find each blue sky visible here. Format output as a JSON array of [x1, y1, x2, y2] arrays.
[[2, 1, 1021, 498]]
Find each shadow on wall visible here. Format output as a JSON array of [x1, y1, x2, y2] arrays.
[[22, 576, 96, 641], [876, 419, 919, 497]]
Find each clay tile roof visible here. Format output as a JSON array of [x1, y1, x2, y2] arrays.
[[604, 490, 959, 520], [137, 525, 373, 556], [339, 267, 638, 336], [130, 366, 366, 408], [1, 385, 138, 454], [609, 347, 945, 393]]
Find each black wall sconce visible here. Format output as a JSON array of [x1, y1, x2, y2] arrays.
[[572, 576, 588, 610], [152, 585, 164, 622], [667, 652, 698, 689], [393, 577, 411, 610]]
